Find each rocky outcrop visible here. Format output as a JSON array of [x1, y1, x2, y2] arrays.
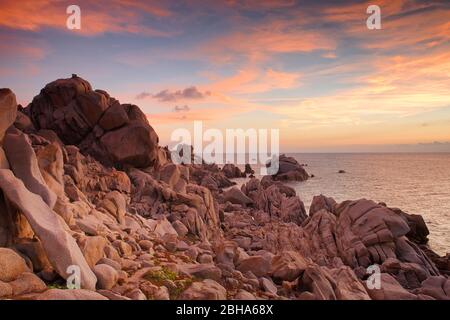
[[0, 169, 97, 290], [0, 80, 447, 301], [0, 89, 17, 144], [266, 154, 309, 182], [27, 75, 159, 168]]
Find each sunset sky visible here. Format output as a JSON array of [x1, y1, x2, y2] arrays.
[[0, 0, 449, 152]]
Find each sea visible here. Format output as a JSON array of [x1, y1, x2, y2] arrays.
[[233, 153, 450, 256]]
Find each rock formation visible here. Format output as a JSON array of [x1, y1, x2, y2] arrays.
[[0, 76, 448, 300]]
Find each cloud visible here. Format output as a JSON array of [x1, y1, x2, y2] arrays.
[[145, 86, 211, 102], [0, 0, 174, 36], [174, 105, 190, 112]]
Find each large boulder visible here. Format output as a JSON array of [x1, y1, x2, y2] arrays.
[[3, 130, 57, 208], [179, 279, 227, 300], [0, 248, 29, 282], [0, 88, 17, 144], [266, 154, 309, 181], [0, 169, 97, 290], [335, 199, 439, 288], [27, 75, 159, 168]]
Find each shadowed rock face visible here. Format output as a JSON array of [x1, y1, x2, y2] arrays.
[[27, 76, 159, 169]]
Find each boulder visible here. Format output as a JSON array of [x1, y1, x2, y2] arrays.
[[223, 187, 253, 206], [3, 130, 57, 208], [270, 251, 308, 282], [27, 75, 159, 168], [0, 88, 17, 144], [93, 264, 119, 290], [0, 169, 97, 290], [179, 279, 227, 300], [309, 195, 337, 216], [266, 154, 309, 181], [35, 289, 108, 300], [365, 273, 417, 300], [237, 255, 271, 277], [0, 248, 29, 282]]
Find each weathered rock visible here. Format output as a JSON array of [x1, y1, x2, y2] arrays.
[[310, 195, 337, 216], [237, 256, 271, 277], [335, 199, 439, 281], [0, 248, 29, 282], [0, 88, 17, 143], [3, 130, 57, 208], [416, 276, 450, 300], [0, 169, 97, 290], [223, 187, 253, 206], [221, 164, 245, 179], [365, 273, 417, 300], [27, 76, 159, 168], [266, 154, 309, 181], [179, 279, 227, 300], [35, 289, 108, 300], [93, 264, 119, 290], [8, 272, 47, 296], [271, 251, 308, 282]]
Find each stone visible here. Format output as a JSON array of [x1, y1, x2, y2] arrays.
[[260, 277, 278, 294], [179, 264, 222, 281], [93, 264, 119, 290], [98, 103, 129, 131], [0, 88, 17, 143], [8, 272, 47, 296], [0, 169, 97, 290], [271, 251, 308, 282], [35, 289, 108, 300], [0, 248, 29, 282], [223, 187, 253, 206], [3, 130, 57, 208], [172, 220, 188, 237], [237, 256, 271, 277], [365, 273, 417, 300], [79, 236, 107, 268], [179, 279, 227, 300], [309, 195, 337, 216]]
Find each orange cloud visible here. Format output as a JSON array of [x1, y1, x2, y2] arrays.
[[0, 0, 173, 36]]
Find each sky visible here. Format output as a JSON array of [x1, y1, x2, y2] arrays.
[[0, 0, 449, 152]]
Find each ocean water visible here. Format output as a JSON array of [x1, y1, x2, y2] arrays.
[[235, 153, 450, 256]]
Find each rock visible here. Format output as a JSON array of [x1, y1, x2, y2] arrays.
[[221, 164, 245, 179], [244, 164, 255, 175], [234, 290, 256, 300], [260, 277, 278, 294], [179, 279, 227, 300], [36, 142, 65, 199], [0, 88, 17, 143], [3, 130, 57, 208], [27, 76, 159, 168], [237, 256, 271, 277], [98, 102, 129, 131], [93, 264, 119, 290], [0, 248, 29, 282], [35, 289, 108, 300], [0, 281, 13, 298], [8, 272, 47, 296], [365, 273, 417, 300], [338, 170, 346, 174], [266, 154, 309, 181], [389, 206, 430, 244], [0, 170, 97, 290], [98, 191, 127, 224], [330, 267, 370, 300], [223, 187, 253, 206], [79, 236, 107, 268], [179, 264, 222, 281], [309, 195, 337, 216], [417, 276, 450, 300], [271, 251, 308, 282], [335, 199, 438, 281], [172, 220, 188, 237]]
